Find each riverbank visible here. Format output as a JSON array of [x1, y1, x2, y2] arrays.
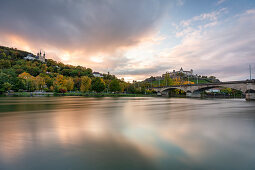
[[2, 92, 157, 97], [1, 92, 248, 99], [55, 92, 157, 97]]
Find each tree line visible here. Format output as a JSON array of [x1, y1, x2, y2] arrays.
[[0, 46, 154, 94]]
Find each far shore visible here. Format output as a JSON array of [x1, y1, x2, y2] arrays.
[[1, 92, 157, 97]]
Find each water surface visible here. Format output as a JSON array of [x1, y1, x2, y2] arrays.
[[0, 97, 255, 170]]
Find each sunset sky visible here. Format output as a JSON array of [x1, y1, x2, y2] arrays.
[[0, 0, 255, 81]]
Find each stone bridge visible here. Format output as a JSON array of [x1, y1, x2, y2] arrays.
[[151, 80, 255, 100]]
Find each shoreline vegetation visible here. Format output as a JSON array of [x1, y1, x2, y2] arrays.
[[2, 92, 157, 97], [1, 91, 244, 99]]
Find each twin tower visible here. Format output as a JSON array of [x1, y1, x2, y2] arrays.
[[37, 50, 45, 62]]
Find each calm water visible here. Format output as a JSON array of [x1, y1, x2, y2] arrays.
[[0, 97, 255, 170]]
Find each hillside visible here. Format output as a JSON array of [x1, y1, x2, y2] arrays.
[[0, 46, 125, 93]]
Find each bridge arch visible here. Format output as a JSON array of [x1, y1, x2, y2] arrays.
[[161, 87, 187, 96], [245, 89, 255, 93], [193, 85, 246, 94]]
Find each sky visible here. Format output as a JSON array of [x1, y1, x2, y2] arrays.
[[0, 0, 255, 81]]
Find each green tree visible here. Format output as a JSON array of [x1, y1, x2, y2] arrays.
[[73, 77, 81, 91], [127, 84, 135, 94], [34, 75, 45, 90], [0, 52, 7, 59], [0, 59, 11, 69], [18, 72, 36, 91], [64, 77, 74, 91], [41, 64, 48, 73], [0, 72, 10, 93], [61, 69, 70, 76], [221, 88, 232, 95], [109, 79, 121, 92], [80, 76, 91, 92], [3, 82, 12, 91], [91, 77, 105, 92], [163, 73, 173, 86]]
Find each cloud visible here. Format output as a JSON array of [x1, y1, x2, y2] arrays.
[[176, 8, 227, 37], [116, 8, 255, 81], [114, 9, 255, 81], [0, 0, 175, 81], [163, 9, 255, 81], [0, 0, 170, 55], [216, 0, 227, 5]]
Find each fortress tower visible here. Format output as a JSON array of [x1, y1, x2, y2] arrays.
[[37, 50, 46, 62]]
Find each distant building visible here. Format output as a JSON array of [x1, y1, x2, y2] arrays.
[[205, 89, 220, 93], [93, 72, 104, 78], [37, 50, 46, 62], [143, 67, 220, 83], [23, 50, 46, 63], [24, 54, 35, 61], [175, 67, 193, 76], [163, 67, 194, 79]]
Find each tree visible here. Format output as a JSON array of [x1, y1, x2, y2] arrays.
[[39, 74, 53, 88], [91, 77, 105, 92], [109, 79, 121, 92], [127, 84, 135, 94], [209, 76, 216, 79], [61, 69, 70, 76], [120, 82, 125, 93], [18, 72, 36, 91], [26, 66, 40, 76], [70, 70, 79, 77], [34, 75, 45, 90], [41, 64, 48, 73], [54, 75, 64, 87], [0, 52, 7, 59], [3, 82, 12, 91], [64, 77, 74, 91], [73, 77, 81, 91], [163, 73, 174, 86], [80, 76, 91, 92], [53, 75, 65, 93], [0, 72, 10, 93], [221, 88, 232, 95], [0, 59, 11, 69]]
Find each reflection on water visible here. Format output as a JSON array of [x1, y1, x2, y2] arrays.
[[0, 97, 255, 170]]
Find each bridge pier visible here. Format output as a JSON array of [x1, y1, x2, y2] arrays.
[[246, 93, 255, 101], [157, 92, 162, 96], [161, 91, 169, 97], [186, 92, 201, 98]]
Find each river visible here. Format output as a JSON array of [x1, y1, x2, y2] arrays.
[[0, 97, 255, 170]]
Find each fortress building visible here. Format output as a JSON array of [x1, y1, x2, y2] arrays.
[[163, 67, 194, 79], [24, 50, 46, 62]]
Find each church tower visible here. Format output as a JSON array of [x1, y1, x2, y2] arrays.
[[180, 67, 183, 73]]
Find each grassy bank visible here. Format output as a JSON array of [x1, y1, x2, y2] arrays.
[[4, 92, 54, 97]]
